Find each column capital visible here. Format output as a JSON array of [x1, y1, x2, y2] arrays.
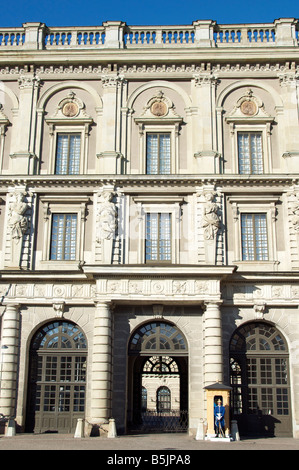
[[3, 302, 21, 311], [94, 299, 112, 307], [204, 299, 223, 308]]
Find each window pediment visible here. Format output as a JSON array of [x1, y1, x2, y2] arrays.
[[225, 89, 274, 124], [134, 90, 183, 126], [45, 91, 93, 126]]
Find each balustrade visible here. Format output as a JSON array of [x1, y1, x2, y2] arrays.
[[0, 19, 297, 50], [214, 24, 276, 46], [0, 29, 25, 47]]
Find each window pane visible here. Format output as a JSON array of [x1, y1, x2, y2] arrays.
[[241, 214, 254, 260], [159, 134, 171, 174], [159, 213, 171, 261], [146, 213, 158, 261], [55, 134, 81, 175], [254, 214, 268, 260], [250, 133, 263, 174], [238, 133, 251, 174], [68, 134, 81, 174], [146, 134, 158, 174]]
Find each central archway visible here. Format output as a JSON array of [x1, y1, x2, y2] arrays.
[[127, 321, 188, 433]]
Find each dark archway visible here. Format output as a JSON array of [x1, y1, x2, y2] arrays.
[[127, 321, 188, 433], [26, 320, 87, 433], [229, 321, 292, 437]]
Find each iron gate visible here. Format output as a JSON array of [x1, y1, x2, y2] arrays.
[[136, 410, 188, 433]]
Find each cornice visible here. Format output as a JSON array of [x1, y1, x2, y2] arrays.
[[0, 173, 296, 191], [1, 48, 299, 67], [0, 60, 298, 80]]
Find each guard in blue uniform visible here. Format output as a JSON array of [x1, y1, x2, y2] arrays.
[[214, 399, 225, 436]]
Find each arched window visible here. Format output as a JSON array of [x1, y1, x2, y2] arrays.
[[143, 355, 179, 374], [128, 322, 187, 355], [157, 386, 171, 412]]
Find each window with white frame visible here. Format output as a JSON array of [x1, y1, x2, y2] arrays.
[[50, 213, 78, 260], [237, 132, 263, 175], [40, 195, 89, 267], [132, 195, 184, 265], [146, 133, 171, 175], [241, 213, 268, 261], [228, 195, 279, 269], [55, 133, 81, 175], [145, 212, 172, 263]]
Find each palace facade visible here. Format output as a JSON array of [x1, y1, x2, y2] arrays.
[[0, 18, 299, 438]]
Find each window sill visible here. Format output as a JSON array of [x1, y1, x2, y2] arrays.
[[39, 260, 82, 271], [233, 260, 280, 272]]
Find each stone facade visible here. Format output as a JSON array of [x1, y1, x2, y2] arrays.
[[0, 18, 299, 438]]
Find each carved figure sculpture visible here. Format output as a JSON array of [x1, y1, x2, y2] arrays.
[[8, 190, 28, 243], [96, 191, 117, 242], [96, 191, 117, 264], [202, 192, 220, 241]]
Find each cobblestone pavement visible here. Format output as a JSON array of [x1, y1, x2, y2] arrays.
[[0, 433, 298, 451]]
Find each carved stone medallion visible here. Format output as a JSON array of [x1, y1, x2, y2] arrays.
[[62, 101, 79, 117], [151, 100, 167, 117], [240, 100, 257, 116]]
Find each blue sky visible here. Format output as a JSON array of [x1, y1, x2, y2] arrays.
[[0, 0, 297, 27]]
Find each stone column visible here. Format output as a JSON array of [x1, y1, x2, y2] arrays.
[[204, 301, 223, 386], [90, 301, 112, 424], [0, 303, 20, 417]]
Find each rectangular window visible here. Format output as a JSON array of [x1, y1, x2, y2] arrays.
[[146, 133, 171, 174], [50, 214, 77, 260], [55, 133, 81, 175], [145, 213, 171, 262], [238, 132, 263, 174], [241, 213, 268, 261]]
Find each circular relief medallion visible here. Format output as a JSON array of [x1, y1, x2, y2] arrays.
[[62, 102, 79, 117], [240, 100, 257, 116], [151, 101, 167, 117]]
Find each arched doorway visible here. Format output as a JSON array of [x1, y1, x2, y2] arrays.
[[229, 321, 292, 437], [26, 320, 87, 433], [127, 321, 188, 433]]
